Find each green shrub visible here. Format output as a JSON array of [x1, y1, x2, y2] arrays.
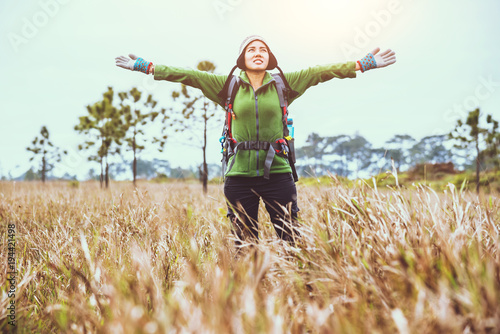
[[68, 180, 80, 188]]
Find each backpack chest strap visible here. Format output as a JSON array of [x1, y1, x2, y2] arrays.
[[226, 140, 288, 179]]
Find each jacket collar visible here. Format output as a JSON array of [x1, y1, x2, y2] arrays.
[[239, 71, 274, 86]]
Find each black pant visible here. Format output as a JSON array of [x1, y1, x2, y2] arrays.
[[224, 173, 300, 244]]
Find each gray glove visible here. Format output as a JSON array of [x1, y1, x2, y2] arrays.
[[115, 54, 153, 74], [358, 48, 396, 72]]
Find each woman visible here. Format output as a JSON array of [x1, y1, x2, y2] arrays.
[[115, 35, 396, 246]]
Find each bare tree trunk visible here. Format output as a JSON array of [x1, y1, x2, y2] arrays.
[[100, 158, 104, 189], [343, 152, 347, 178], [355, 156, 359, 179], [475, 133, 480, 194], [202, 116, 208, 194], [105, 157, 109, 189], [133, 130, 137, 187], [100, 134, 104, 189], [42, 155, 46, 183]]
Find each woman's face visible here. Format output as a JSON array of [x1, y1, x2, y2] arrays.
[[244, 40, 269, 72]]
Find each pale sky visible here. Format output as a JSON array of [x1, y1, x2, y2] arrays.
[[1, 0, 499, 179]]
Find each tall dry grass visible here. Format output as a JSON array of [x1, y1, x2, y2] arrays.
[[0, 179, 499, 333]]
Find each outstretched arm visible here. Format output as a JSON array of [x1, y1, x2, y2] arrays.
[[283, 47, 396, 103], [115, 54, 226, 105]]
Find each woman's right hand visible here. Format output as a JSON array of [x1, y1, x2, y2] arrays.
[[115, 54, 153, 74], [356, 48, 396, 72]]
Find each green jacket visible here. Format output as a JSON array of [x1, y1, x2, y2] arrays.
[[154, 62, 357, 177]]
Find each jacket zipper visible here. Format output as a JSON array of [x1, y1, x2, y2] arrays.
[[254, 92, 259, 175], [243, 78, 275, 177]]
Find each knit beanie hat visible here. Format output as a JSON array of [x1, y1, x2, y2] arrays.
[[236, 35, 278, 70]]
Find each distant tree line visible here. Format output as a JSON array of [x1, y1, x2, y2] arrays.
[[77, 110, 499, 186], [97, 159, 223, 182], [23, 106, 499, 188], [295, 108, 499, 185], [295, 133, 460, 179]]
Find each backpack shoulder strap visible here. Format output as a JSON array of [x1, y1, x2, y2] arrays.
[[217, 65, 239, 106], [272, 72, 299, 182], [272, 73, 287, 110], [219, 73, 240, 177], [275, 67, 300, 99], [226, 76, 240, 110]]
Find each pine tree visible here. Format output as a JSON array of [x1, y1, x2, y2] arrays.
[[171, 61, 221, 194], [449, 108, 488, 193], [75, 87, 125, 188], [26, 126, 66, 182], [484, 114, 500, 171], [117, 87, 164, 187]]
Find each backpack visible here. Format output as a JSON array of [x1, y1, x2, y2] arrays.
[[217, 66, 299, 182]]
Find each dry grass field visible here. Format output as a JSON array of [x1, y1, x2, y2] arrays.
[[0, 179, 499, 333]]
